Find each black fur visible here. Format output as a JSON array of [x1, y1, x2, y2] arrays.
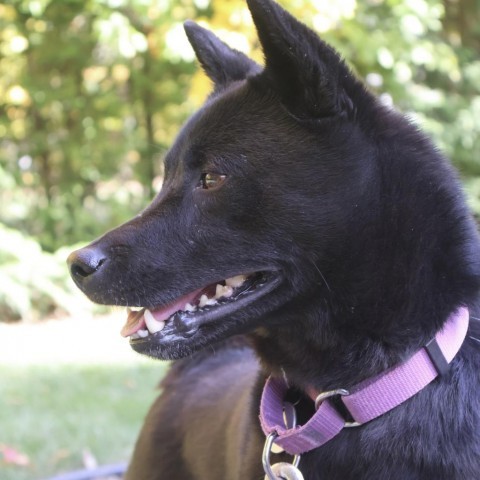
[[68, 0, 480, 478]]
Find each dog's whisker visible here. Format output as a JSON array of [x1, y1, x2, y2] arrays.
[[310, 260, 332, 293]]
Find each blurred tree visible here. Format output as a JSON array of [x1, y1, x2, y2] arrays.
[[0, 0, 201, 251]]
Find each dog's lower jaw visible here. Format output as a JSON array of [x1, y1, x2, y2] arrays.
[[128, 270, 284, 360]]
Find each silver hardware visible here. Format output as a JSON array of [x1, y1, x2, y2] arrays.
[[263, 402, 301, 480], [263, 433, 302, 479], [314, 388, 349, 409], [283, 401, 297, 429], [272, 402, 298, 453], [314, 388, 361, 428], [264, 462, 305, 480]]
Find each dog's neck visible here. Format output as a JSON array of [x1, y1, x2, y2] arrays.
[[251, 147, 480, 393], [252, 281, 477, 394]]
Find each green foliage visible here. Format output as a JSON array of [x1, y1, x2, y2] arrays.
[[0, 0, 201, 251], [295, 0, 480, 181], [0, 224, 99, 321]]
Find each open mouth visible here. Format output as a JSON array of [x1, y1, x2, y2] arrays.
[[120, 271, 281, 349]]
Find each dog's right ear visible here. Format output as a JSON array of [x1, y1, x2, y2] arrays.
[[247, 0, 356, 120], [184, 21, 261, 89]]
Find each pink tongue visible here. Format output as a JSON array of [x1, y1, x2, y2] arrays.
[[120, 288, 204, 338], [121, 310, 146, 337]]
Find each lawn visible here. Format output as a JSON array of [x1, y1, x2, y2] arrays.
[[0, 315, 167, 480]]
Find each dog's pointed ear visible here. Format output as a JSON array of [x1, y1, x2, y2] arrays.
[[247, 0, 354, 119], [184, 21, 261, 89]]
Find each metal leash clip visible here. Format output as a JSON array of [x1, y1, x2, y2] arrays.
[[262, 402, 304, 480]]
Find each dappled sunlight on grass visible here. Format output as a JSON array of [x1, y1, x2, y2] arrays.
[[0, 315, 167, 480]]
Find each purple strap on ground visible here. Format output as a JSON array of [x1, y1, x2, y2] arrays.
[[259, 307, 469, 455]]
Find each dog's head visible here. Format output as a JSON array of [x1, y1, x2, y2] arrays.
[[67, 0, 387, 360]]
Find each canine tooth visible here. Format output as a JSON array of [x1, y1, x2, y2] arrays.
[[144, 309, 166, 334], [225, 275, 247, 288], [184, 303, 196, 312], [126, 307, 132, 314], [130, 332, 140, 340], [137, 329, 149, 338], [199, 294, 209, 308]]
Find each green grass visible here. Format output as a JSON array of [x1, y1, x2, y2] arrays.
[[0, 358, 166, 480], [0, 363, 164, 480]]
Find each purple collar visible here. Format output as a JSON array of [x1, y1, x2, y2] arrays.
[[259, 307, 469, 455]]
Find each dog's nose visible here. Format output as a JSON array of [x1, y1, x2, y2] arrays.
[[67, 247, 107, 284]]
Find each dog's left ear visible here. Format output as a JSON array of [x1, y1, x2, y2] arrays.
[[247, 0, 355, 120], [184, 21, 261, 89]]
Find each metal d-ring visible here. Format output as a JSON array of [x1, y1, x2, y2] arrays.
[[314, 388, 361, 428], [263, 431, 280, 478], [271, 402, 297, 454], [263, 432, 302, 479], [314, 388, 349, 409], [263, 401, 301, 479]]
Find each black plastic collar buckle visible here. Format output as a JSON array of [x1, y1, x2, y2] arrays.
[[425, 337, 449, 376]]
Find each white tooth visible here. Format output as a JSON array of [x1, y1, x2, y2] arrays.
[[126, 307, 132, 314], [215, 284, 223, 298], [222, 286, 233, 298], [199, 294, 208, 308], [144, 309, 166, 334], [137, 329, 149, 338], [205, 298, 217, 306], [183, 303, 196, 312], [215, 284, 233, 299], [130, 332, 140, 340], [225, 275, 247, 288]]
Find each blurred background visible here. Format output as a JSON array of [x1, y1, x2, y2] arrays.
[[0, 0, 478, 478]]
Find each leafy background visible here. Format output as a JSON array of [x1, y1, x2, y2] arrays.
[[0, 0, 478, 478]]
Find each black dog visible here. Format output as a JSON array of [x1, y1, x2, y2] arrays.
[[68, 0, 480, 478]]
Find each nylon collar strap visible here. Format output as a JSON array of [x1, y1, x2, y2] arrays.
[[259, 307, 469, 455]]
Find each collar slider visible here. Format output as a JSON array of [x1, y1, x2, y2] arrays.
[[425, 337, 449, 376]]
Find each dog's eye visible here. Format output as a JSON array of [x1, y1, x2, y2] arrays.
[[200, 173, 226, 190]]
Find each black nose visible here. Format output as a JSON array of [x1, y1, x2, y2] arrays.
[[67, 246, 107, 284]]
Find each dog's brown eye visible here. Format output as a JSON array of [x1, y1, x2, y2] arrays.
[[200, 173, 226, 190]]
